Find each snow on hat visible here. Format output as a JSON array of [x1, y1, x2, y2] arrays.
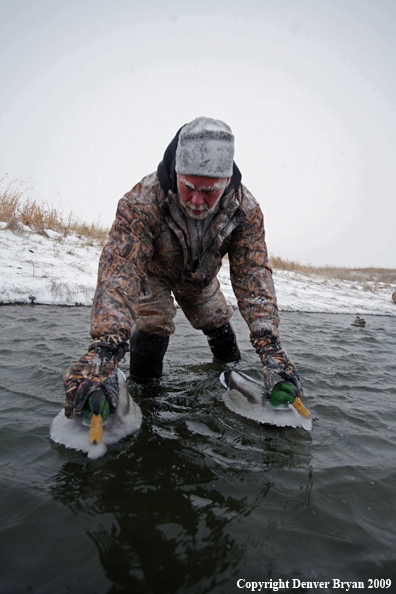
[[175, 117, 234, 178]]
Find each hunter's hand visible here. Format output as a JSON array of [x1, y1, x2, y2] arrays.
[[63, 335, 128, 418], [252, 332, 303, 396]]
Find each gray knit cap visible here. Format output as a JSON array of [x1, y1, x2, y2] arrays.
[[175, 117, 234, 178]]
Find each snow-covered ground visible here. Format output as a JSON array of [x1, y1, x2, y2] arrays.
[[1, 223, 395, 316]]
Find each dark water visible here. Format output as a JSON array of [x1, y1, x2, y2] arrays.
[[1, 305, 396, 594]]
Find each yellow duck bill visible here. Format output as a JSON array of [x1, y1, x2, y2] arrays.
[[291, 397, 312, 419], [89, 414, 103, 445]]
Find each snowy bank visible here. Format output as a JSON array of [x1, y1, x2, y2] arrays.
[[0, 224, 395, 316]]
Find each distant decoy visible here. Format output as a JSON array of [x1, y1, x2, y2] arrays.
[[351, 315, 366, 328]]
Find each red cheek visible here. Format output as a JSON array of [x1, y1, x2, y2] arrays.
[[205, 196, 217, 209], [178, 186, 191, 204]]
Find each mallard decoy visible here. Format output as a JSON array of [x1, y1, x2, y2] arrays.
[[50, 369, 142, 459], [351, 315, 366, 328], [220, 369, 312, 430]]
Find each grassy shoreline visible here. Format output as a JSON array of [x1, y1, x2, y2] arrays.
[[1, 176, 395, 286], [0, 176, 109, 246]]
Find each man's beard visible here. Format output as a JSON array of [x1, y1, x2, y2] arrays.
[[179, 198, 219, 220]]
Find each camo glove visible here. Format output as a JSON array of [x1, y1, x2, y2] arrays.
[[63, 335, 129, 419], [252, 332, 303, 396]]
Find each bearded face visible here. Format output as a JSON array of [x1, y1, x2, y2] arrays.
[[177, 174, 230, 220]]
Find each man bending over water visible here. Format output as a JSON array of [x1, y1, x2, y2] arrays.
[[63, 117, 304, 418]]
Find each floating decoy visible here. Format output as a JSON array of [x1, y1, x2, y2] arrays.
[[220, 369, 312, 430], [50, 369, 142, 459], [351, 315, 366, 328]]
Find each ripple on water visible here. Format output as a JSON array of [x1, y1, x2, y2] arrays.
[[0, 306, 396, 590]]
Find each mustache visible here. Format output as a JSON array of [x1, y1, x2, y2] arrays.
[[186, 202, 208, 211]]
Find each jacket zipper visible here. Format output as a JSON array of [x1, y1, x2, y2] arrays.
[[193, 219, 202, 272]]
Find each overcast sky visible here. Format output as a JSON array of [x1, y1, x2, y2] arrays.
[[1, 0, 395, 268]]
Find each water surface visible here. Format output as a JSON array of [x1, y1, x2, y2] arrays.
[[0, 306, 395, 593]]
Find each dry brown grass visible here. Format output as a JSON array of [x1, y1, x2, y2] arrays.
[[269, 256, 316, 275], [0, 176, 109, 246], [0, 176, 26, 220], [269, 256, 396, 286]]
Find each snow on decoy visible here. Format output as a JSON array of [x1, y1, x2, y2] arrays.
[[220, 369, 312, 430], [50, 369, 142, 459]]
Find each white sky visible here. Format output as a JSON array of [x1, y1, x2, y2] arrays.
[[1, 0, 395, 268]]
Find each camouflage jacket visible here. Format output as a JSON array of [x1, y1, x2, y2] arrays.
[[90, 172, 280, 343]]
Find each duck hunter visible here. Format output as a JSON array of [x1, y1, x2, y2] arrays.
[[63, 116, 304, 418]]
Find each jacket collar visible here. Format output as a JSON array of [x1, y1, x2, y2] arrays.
[[162, 186, 245, 253]]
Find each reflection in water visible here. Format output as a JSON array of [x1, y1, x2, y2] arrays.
[[50, 385, 313, 593]]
